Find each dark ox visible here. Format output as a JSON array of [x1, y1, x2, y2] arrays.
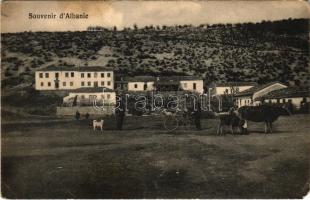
[[237, 105, 291, 133]]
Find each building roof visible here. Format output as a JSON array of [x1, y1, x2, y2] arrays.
[[156, 81, 180, 86], [123, 76, 157, 82], [115, 80, 128, 84], [234, 81, 287, 97], [155, 76, 202, 86], [255, 87, 309, 100], [213, 82, 257, 87], [38, 66, 114, 72], [159, 76, 203, 81], [123, 75, 203, 82], [69, 87, 114, 93]]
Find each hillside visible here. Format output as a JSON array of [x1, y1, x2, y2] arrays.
[[1, 18, 309, 90]]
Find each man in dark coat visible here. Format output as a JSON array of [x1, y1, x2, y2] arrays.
[[115, 94, 125, 130], [75, 110, 80, 120], [85, 112, 90, 119], [193, 100, 202, 130]]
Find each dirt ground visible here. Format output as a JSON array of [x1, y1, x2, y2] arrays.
[[2, 114, 310, 198]]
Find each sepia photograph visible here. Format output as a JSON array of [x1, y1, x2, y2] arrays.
[[1, 0, 310, 198]]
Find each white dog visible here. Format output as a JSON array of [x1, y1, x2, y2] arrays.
[[93, 119, 104, 131]]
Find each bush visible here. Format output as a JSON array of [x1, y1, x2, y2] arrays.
[[24, 105, 56, 116], [2, 88, 63, 108], [4, 70, 13, 77]]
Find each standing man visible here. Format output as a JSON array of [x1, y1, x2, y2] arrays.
[[193, 98, 202, 130], [75, 110, 80, 120], [115, 94, 125, 130], [240, 119, 248, 135]]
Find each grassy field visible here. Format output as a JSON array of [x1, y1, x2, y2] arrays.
[[2, 114, 310, 198]]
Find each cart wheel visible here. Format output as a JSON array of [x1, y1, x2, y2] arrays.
[[163, 116, 178, 131]]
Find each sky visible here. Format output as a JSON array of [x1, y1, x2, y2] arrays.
[[1, 1, 310, 33]]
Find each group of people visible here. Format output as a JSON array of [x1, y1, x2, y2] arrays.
[[182, 102, 202, 130], [74, 93, 203, 131], [75, 109, 125, 131], [115, 93, 203, 131], [75, 111, 90, 120]]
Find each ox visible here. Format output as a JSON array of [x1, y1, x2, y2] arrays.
[[237, 105, 290, 133]]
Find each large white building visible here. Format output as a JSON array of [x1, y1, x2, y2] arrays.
[[35, 66, 114, 90]]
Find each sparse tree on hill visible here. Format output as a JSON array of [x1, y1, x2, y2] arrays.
[[133, 23, 138, 31]]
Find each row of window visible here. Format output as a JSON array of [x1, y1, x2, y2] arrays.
[[41, 82, 52, 87], [81, 81, 111, 87], [40, 81, 111, 87], [239, 99, 253, 106], [63, 82, 74, 87], [39, 73, 50, 78], [239, 98, 291, 106], [267, 99, 291, 103], [81, 72, 111, 78], [134, 83, 146, 89], [132, 83, 197, 90], [40, 82, 74, 87], [38, 72, 112, 78], [224, 88, 240, 94]]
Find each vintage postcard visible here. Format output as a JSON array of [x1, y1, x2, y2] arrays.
[[1, 0, 310, 199]]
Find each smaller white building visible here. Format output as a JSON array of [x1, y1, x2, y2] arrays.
[[63, 87, 116, 106], [156, 76, 204, 94], [234, 81, 288, 108], [257, 87, 309, 109], [124, 76, 204, 94], [209, 82, 257, 96], [125, 76, 157, 92]]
